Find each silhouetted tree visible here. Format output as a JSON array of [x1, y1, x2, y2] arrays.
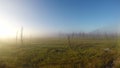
[[21, 27, 23, 45], [16, 30, 18, 45]]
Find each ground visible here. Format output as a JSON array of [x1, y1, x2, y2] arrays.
[[0, 37, 119, 68]]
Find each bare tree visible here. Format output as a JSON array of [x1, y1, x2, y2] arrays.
[[29, 34, 32, 45], [21, 27, 24, 45], [67, 35, 72, 49], [16, 30, 18, 45]]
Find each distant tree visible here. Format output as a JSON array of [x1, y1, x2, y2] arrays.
[[67, 35, 72, 49], [16, 30, 18, 45], [21, 27, 24, 45]]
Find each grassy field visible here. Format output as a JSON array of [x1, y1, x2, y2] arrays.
[[0, 36, 119, 68]]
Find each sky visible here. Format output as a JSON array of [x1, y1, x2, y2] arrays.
[[0, 0, 120, 37]]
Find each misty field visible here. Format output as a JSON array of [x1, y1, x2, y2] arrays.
[[0, 35, 119, 68]]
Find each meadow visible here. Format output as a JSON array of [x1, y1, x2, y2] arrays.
[[0, 34, 119, 68]]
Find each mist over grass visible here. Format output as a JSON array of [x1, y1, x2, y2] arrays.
[[0, 31, 119, 68]]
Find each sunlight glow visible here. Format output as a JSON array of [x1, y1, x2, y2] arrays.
[[0, 23, 17, 39]]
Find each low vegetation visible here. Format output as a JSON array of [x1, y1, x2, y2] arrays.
[[0, 34, 119, 68]]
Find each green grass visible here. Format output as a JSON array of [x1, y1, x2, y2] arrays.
[[0, 37, 119, 68]]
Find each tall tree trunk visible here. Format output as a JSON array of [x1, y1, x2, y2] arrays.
[[21, 27, 23, 45], [67, 35, 72, 49], [16, 30, 18, 45]]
